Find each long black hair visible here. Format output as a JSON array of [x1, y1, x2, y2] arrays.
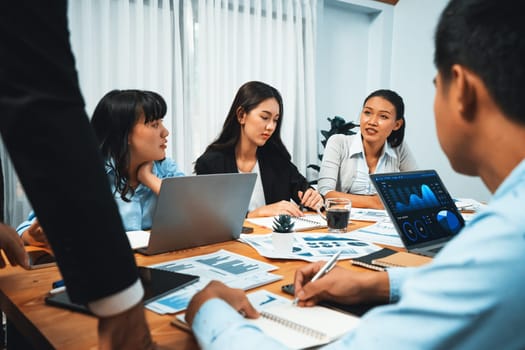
[[205, 81, 291, 159], [91, 89, 167, 201], [363, 89, 406, 147]]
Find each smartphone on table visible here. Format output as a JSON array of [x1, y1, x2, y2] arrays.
[[281, 283, 295, 295], [27, 249, 56, 269]]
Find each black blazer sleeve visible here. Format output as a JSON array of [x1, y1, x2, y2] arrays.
[[0, 2, 138, 305], [258, 151, 311, 206]]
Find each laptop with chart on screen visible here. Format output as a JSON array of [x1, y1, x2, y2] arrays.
[[370, 170, 465, 257]]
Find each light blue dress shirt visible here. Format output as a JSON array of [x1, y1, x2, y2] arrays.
[[192, 159, 525, 349], [106, 158, 184, 231], [16, 158, 184, 234]]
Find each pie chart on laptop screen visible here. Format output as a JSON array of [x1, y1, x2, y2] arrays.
[[436, 210, 462, 234]]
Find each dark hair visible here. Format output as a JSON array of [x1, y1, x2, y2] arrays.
[[204, 81, 290, 159], [91, 89, 167, 201], [434, 0, 525, 125], [363, 89, 405, 147]]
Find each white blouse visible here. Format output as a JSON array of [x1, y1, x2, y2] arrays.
[[317, 133, 417, 196], [239, 160, 266, 211]]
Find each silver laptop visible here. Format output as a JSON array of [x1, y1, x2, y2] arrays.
[[370, 170, 465, 257], [136, 173, 256, 255]]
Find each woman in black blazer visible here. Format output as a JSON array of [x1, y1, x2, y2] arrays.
[[194, 81, 323, 217]]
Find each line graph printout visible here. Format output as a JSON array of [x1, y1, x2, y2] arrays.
[[146, 249, 282, 314]]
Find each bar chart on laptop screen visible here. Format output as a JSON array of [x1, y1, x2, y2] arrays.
[[377, 174, 463, 243]]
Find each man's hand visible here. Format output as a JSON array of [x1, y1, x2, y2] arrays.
[[293, 261, 390, 307], [185, 280, 259, 326], [98, 302, 156, 350]]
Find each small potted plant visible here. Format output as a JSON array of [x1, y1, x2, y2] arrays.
[[272, 214, 295, 254]]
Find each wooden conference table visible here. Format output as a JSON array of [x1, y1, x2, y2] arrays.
[[0, 219, 385, 349]]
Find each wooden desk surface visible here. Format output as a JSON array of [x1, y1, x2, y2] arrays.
[[0, 220, 378, 349]]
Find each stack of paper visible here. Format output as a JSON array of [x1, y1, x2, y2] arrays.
[[145, 249, 282, 314], [238, 232, 381, 261]]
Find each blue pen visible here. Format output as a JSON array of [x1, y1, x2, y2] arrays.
[[52, 279, 65, 288]]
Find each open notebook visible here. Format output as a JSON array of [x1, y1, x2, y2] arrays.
[[246, 214, 326, 231], [173, 289, 359, 349]]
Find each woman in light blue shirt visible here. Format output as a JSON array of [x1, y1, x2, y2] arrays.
[[318, 89, 417, 209], [17, 89, 184, 245]]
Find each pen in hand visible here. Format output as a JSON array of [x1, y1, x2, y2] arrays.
[[293, 250, 342, 305]]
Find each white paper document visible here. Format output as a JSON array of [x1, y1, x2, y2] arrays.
[[454, 197, 486, 211], [461, 212, 476, 222], [239, 233, 381, 261], [350, 208, 390, 222], [350, 221, 404, 247], [145, 249, 282, 314], [125, 230, 150, 249]]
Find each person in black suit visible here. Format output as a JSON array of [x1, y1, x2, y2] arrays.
[[0, 1, 153, 348], [194, 81, 323, 218]]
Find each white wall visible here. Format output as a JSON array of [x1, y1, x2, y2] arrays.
[[316, 2, 370, 126], [316, 0, 491, 201], [389, 0, 490, 201]]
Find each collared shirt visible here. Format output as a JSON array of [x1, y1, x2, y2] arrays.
[[105, 158, 184, 231], [91, 157, 183, 316], [191, 159, 525, 349], [317, 133, 417, 196], [15, 211, 37, 236], [16, 158, 185, 234]]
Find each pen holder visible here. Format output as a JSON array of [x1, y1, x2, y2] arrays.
[[272, 232, 294, 254]]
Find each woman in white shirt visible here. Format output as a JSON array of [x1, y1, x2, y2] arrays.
[[318, 89, 417, 209]]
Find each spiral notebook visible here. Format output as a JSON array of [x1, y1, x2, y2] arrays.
[[350, 248, 397, 271], [172, 290, 359, 349], [246, 214, 326, 232], [372, 251, 432, 268]]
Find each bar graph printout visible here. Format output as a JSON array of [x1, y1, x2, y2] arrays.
[[239, 233, 382, 261], [146, 249, 282, 314]]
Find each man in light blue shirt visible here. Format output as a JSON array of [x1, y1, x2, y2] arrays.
[[184, 0, 525, 348]]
